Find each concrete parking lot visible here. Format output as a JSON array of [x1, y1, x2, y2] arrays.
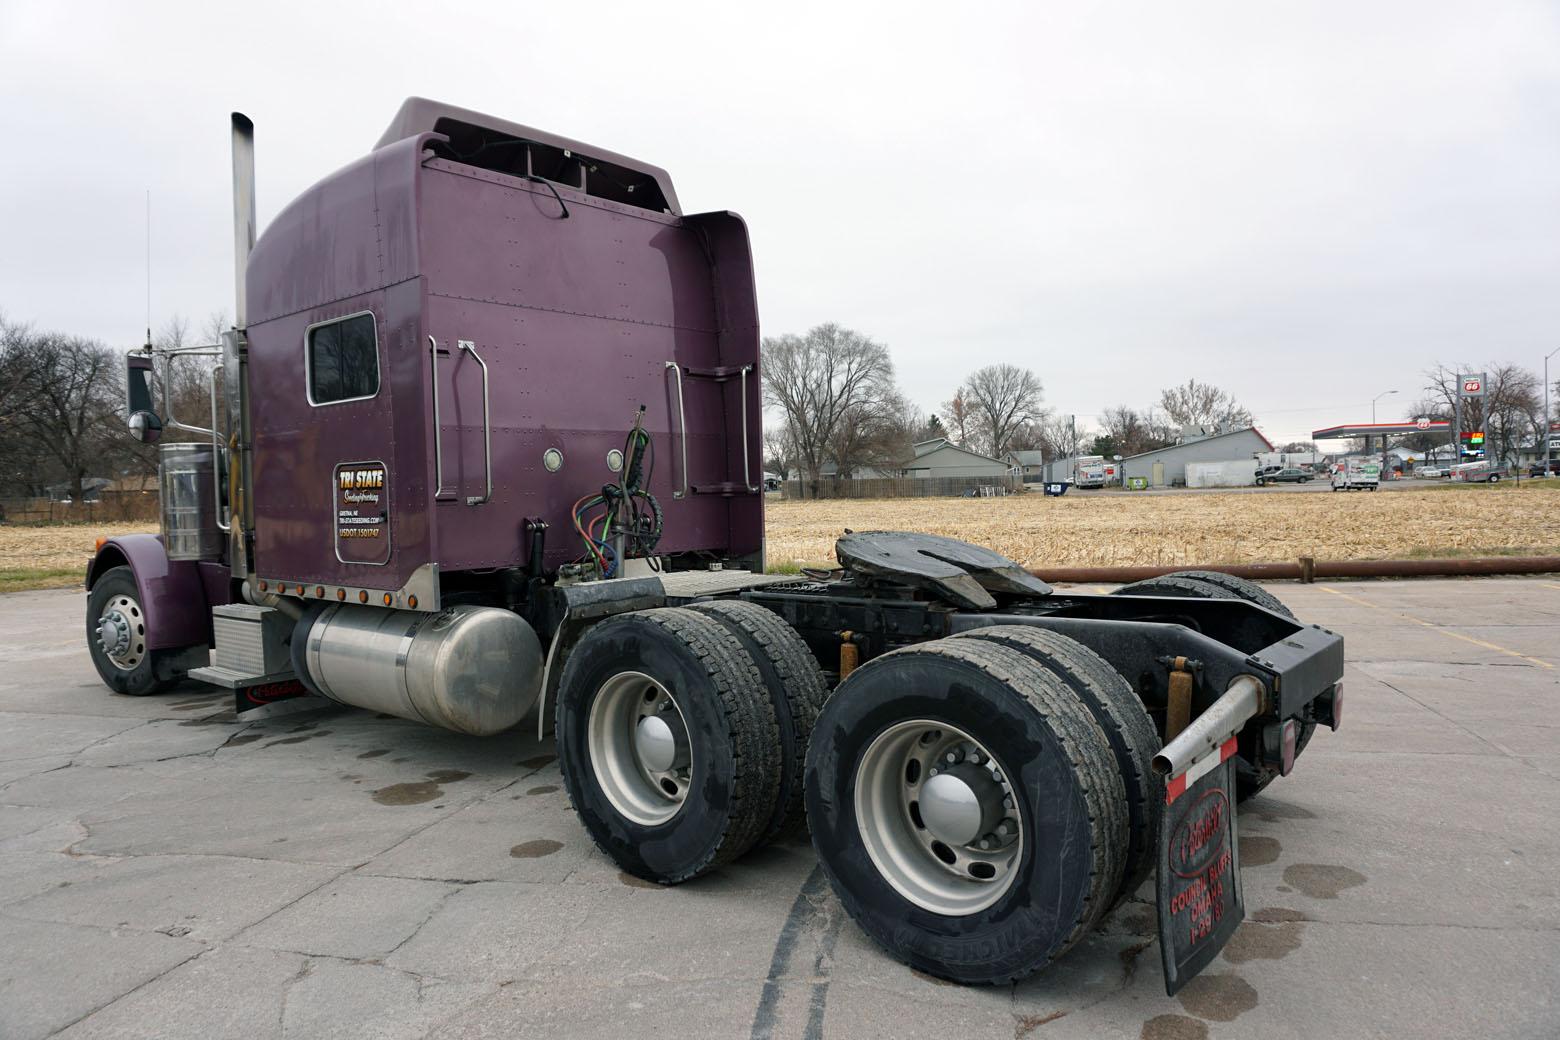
[[2, 579, 1557, 1039]]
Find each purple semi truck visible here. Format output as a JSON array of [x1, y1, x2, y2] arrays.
[[86, 100, 1343, 993]]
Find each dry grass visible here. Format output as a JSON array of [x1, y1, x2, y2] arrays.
[[765, 484, 1560, 569], [4, 483, 1557, 592], [0, 522, 156, 590]]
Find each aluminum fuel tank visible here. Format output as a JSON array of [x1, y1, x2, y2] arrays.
[[302, 604, 542, 736]]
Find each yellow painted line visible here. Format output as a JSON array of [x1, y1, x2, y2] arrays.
[[1317, 586, 1554, 669], [1543, 582, 1560, 592]]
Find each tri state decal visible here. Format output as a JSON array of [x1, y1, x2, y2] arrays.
[[334, 461, 390, 565]]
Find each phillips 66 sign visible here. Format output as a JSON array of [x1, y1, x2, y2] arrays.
[[1460, 374, 1486, 397]]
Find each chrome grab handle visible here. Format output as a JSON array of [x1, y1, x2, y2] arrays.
[[740, 364, 757, 492], [665, 361, 689, 499], [458, 340, 492, 506], [210, 364, 231, 531], [429, 336, 453, 500]]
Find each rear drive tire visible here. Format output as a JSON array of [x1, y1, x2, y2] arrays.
[[687, 599, 828, 844], [951, 625, 1160, 904], [805, 638, 1127, 984], [1109, 574, 1242, 604], [1155, 570, 1294, 618], [86, 566, 176, 696], [556, 608, 781, 884]]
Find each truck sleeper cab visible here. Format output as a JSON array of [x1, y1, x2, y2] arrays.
[[87, 100, 1344, 994]]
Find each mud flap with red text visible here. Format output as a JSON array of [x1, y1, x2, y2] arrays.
[[1156, 736, 1244, 995]]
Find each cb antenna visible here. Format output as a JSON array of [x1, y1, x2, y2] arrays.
[[144, 189, 152, 352]]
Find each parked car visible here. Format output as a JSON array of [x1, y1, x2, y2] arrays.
[[1255, 467, 1311, 486], [1528, 461, 1560, 478], [1417, 466, 1445, 479]]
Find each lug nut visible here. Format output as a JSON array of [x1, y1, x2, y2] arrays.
[[969, 751, 982, 765], [1003, 796, 1014, 809]]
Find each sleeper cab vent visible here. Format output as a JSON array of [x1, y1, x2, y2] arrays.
[[429, 117, 671, 214]]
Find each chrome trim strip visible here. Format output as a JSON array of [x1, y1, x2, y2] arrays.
[[458, 339, 493, 505], [665, 361, 688, 499]]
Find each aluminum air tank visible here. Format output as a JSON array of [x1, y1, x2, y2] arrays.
[[301, 604, 543, 736]]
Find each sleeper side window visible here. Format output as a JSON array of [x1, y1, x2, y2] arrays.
[[307, 313, 379, 405]]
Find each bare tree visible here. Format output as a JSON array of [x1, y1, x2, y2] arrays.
[[762, 323, 898, 498], [1277, 440, 1318, 453], [956, 364, 1045, 458], [1158, 379, 1254, 431], [1034, 413, 1084, 462], [1423, 363, 1540, 466], [3, 328, 126, 501], [938, 390, 975, 447]]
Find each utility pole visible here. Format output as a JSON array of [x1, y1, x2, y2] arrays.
[[1372, 390, 1398, 477], [1546, 348, 1559, 475]]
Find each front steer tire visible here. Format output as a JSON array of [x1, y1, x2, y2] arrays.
[[86, 566, 178, 696], [805, 638, 1128, 985], [555, 608, 781, 884]]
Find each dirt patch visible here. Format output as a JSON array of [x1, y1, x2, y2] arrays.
[[1251, 907, 1309, 924], [1221, 919, 1303, 964], [1114, 903, 1157, 936], [510, 839, 564, 858], [357, 748, 391, 759], [1238, 834, 1281, 867], [425, 769, 471, 784], [372, 781, 443, 805], [526, 785, 559, 796], [617, 871, 662, 889], [1283, 863, 1366, 900], [1176, 973, 1258, 1022], [221, 732, 264, 747], [1140, 1014, 1208, 1040]]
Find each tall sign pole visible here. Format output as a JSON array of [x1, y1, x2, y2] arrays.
[[1458, 373, 1486, 472]]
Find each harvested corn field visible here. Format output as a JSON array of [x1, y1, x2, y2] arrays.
[[764, 484, 1560, 569], [0, 523, 155, 592]]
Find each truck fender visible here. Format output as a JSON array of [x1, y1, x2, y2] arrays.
[[85, 534, 211, 651]]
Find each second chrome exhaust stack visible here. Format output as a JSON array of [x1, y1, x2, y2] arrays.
[[231, 113, 256, 329]]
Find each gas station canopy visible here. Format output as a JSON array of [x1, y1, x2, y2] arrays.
[[1312, 420, 1451, 440]]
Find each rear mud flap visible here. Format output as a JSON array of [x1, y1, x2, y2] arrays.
[[1157, 742, 1244, 995]]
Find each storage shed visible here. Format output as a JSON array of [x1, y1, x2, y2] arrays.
[[1119, 428, 1273, 487]]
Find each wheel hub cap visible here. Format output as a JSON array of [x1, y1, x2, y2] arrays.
[[635, 712, 688, 773], [920, 764, 1004, 846], [853, 721, 1024, 916], [96, 612, 130, 657], [94, 595, 145, 671], [586, 671, 693, 826]]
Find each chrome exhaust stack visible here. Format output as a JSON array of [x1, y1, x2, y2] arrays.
[[231, 113, 256, 329]]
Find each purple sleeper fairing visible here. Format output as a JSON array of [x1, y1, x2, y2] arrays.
[[243, 98, 763, 599]]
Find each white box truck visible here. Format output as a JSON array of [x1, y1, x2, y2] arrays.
[[1331, 460, 1381, 491]]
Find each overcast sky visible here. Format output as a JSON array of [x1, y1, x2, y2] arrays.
[[2, 1, 1557, 444]]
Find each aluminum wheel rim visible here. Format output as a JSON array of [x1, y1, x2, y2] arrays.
[[95, 594, 146, 671], [855, 720, 1022, 916], [587, 670, 692, 826]]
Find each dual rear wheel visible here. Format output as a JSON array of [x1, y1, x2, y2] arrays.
[[557, 603, 1160, 985], [555, 602, 826, 884]]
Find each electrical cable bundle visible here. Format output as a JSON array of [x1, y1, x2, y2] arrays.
[[572, 408, 662, 578]]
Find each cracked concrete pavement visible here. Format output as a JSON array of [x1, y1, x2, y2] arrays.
[[1, 578, 1558, 1039]]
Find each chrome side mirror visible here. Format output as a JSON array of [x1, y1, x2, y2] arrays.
[[128, 410, 163, 444]]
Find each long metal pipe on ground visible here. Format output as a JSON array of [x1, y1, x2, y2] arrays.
[[1033, 556, 1560, 584]]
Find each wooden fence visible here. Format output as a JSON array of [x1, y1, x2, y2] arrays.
[[0, 492, 161, 524], [783, 475, 1022, 499]]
